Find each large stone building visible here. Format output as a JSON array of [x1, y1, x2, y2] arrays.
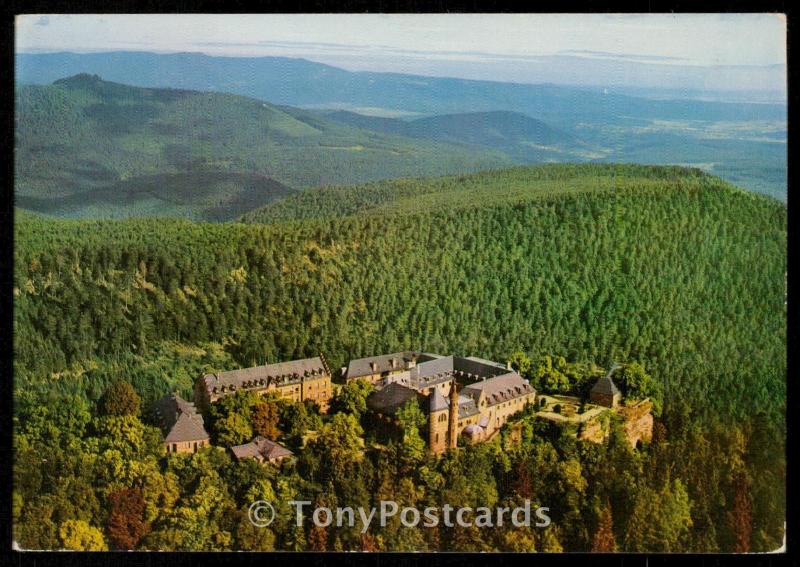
[[154, 393, 211, 454], [341, 351, 441, 385], [195, 354, 333, 412], [364, 353, 536, 454]]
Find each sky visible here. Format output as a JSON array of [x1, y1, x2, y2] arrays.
[[15, 14, 787, 93]]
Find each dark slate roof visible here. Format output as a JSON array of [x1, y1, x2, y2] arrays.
[[366, 382, 421, 416], [591, 367, 622, 396], [464, 356, 509, 370], [457, 394, 480, 418], [155, 394, 209, 443], [202, 356, 329, 395], [424, 389, 478, 418], [166, 413, 210, 443], [345, 351, 439, 380], [462, 372, 535, 407], [429, 389, 448, 412], [406, 355, 509, 390], [410, 356, 456, 388], [231, 436, 293, 461], [348, 352, 509, 390], [453, 356, 510, 379]]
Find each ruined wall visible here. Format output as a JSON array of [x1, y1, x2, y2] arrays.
[[617, 400, 654, 448], [575, 399, 653, 447], [578, 418, 606, 444]]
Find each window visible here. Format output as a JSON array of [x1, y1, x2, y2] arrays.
[[436, 433, 439, 443], [172, 443, 177, 452]]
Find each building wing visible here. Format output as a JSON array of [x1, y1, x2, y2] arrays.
[[462, 371, 535, 407], [366, 382, 421, 416], [202, 356, 329, 396], [155, 393, 209, 443]]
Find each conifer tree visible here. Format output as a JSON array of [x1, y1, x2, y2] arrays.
[[591, 505, 617, 552]]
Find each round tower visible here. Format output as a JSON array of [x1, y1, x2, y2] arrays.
[[428, 389, 449, 454], [448, 381, 459, 449]]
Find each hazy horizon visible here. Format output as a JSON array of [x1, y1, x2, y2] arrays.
[[16, 14, 787, 98]]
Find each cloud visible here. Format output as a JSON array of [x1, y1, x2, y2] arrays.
[[15, 14, 786, 74], [559, 50, 688, 63]]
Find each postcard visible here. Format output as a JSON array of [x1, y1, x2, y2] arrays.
[[11, 13, 787, 554]]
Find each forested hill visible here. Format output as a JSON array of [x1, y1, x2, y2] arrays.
[[17, 52, 785, 123], [324, 110, 586, 162], [16, 52, 788, 201], [16, 165, 786, 429], [241, 163, 736, 222], [14, 74, 511, 220], [13, 164, 787, 551]]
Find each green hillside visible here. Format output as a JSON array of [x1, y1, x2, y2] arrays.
[[242, 163, 727, 222], [16, 52, 787, 201], [16, 171, 295, 222], [325, 110, 590, 162], [16, 164, 786, 423], [14, 164, 786, 552], [14, 74, 513, 220]]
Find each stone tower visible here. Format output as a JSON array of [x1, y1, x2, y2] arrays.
[[448, 381, 459, 449], [428, 389, 449, 454]]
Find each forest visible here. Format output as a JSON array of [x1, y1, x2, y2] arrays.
[[14, 74, 511, 220], [13, 164, 786, 551], [17, 52, 787, 201]]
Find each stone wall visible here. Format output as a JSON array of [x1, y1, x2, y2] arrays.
[[573, 399, 653, 447], [578, 418, 606, 444], [166, 438, 208, 454], [617, 400, 654, 448], [482, 392, 536, 436]]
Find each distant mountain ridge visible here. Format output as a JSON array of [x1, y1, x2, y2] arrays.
[[325, 110, 584, 162], [16, 51, 785, 124], [15, 51, 787, 201], [14, 74, 513, 220]]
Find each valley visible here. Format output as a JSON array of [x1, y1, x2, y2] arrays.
[[15, 52, 788, 209]]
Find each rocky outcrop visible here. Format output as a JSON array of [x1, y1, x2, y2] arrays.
[[573, 399, 653, 448], [577, 418, 606, 444], [617, 399, 653, 448]]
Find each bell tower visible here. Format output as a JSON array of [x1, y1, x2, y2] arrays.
[[448, 381, 459, 449], [428, 389, 449, 454]]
